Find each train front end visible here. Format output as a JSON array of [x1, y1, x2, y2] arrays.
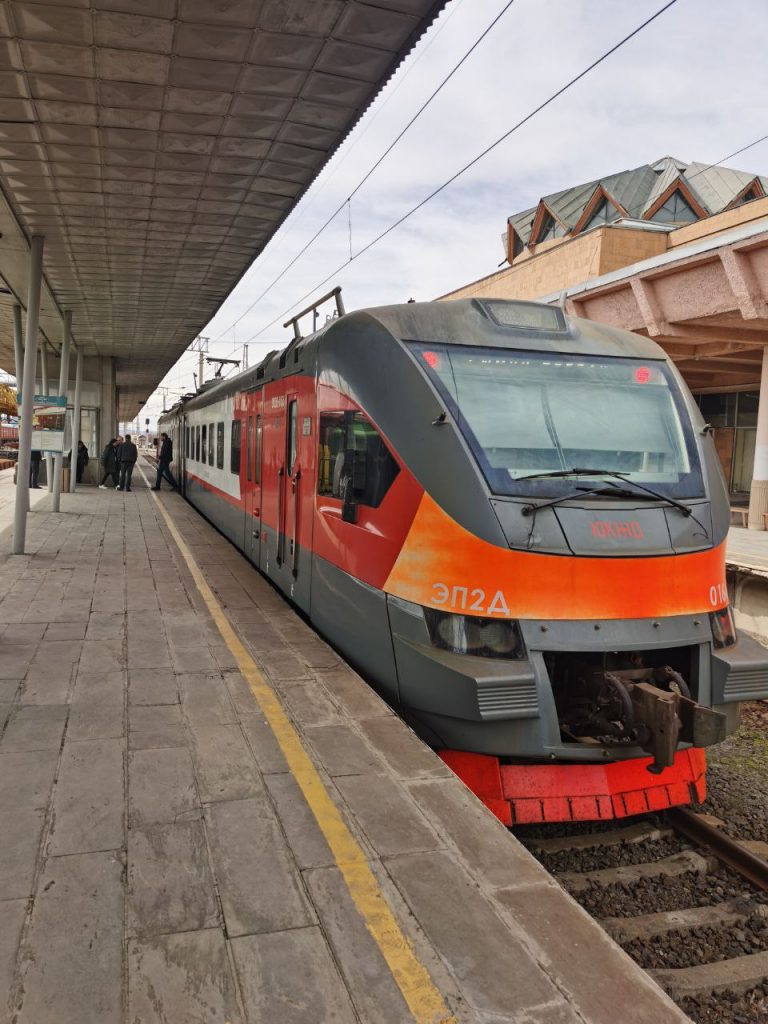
[[364, 299, 768, 824]]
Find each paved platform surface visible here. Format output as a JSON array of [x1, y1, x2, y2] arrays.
[[0, 465, 52, 540], [727, 524, 768, 575], [0, 460, 687, 1024]]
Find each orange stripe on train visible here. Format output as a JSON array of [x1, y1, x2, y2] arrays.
[[383, 493, 727, 621]]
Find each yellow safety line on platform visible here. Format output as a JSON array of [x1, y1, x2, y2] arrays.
[[143, 473, 454, 1024]]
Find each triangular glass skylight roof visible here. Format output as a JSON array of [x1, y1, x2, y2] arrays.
[[649, 189, 698, 224], [536, 211, 566, 242], [583, 197, 621, 231]]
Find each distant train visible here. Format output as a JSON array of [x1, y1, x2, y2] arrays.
[[160, 293, 768, 824]]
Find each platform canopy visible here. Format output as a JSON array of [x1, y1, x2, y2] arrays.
[[0, 0, 447, 416]]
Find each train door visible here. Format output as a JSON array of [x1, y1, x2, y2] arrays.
[[267, 389, 304, 602], [243, 391, 263, 565]]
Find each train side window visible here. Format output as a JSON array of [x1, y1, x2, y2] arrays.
[[216, 422, 224, 469], [287, 400, 298, 473], [208, 423, 214, 465], [230, 419, 241, 474], [317, 412, 399, 508], [255, 415, 262, 484], [246, 416, 252, 482], [195, 425, 200, 461], [185, 427, 190, 458], [201, 424, 206, 463]]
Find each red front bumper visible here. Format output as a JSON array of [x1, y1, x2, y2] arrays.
[[439, 747, 707, 825]]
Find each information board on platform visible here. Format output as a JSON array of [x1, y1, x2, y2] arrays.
[[17, 394, 68, 453]]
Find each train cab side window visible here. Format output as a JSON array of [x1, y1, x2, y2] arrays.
[[208, 423, 214, 465], [201, 425, 207, 463], [317, 412, 399, 508], [230, 420, 241, 474], [216, 423, 224, 469]]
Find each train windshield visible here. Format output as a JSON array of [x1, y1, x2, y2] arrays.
[[411, 345, 704, 499]]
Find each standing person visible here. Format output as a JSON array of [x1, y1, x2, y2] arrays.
[[98, 438, 118, 488], [76, 440, 89, 483], [117, 434, 138, 492], [152, 432, 177, 491], [29, 448, 42, 488]]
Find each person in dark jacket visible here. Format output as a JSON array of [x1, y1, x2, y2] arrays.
[[76, 440, 89, 483], [117, 434, 138, 492], [30, 448, 41, 488], [152, 432, 177, 491], [98, 438, 118, 488]]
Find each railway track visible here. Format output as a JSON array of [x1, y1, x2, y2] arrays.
[[517, 809, 768, 1023]]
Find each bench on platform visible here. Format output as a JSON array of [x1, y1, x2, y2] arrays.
[[730, 507, 749, 528]]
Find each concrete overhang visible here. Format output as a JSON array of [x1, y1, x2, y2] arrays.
[[0, 0, 448, 416]]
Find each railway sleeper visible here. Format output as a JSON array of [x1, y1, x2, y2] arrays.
[[601, 897, 768, 943], [523, 821, 673, 854], [651, 949, 768, 1000], [560, 850, 718, 892]]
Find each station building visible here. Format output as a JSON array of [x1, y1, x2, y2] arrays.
[[440, 156, 768, 527]]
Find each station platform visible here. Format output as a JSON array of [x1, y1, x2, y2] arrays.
[[0, 459, 687, 1024]]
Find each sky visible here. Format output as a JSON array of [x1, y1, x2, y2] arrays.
[[135, 0, 768, 428]]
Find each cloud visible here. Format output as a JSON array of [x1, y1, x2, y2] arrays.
[[143, 0, 768, 418]]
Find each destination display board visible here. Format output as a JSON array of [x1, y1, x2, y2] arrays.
[[17, 394, 68, 453]]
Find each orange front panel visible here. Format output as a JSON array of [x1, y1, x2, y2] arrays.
[[384, 493, 727, 620]]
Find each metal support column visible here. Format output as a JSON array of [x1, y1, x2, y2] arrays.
[[12, 304, 23, 384], [69, 347, 82, 493], [40, 340, 54, 491], [13, 234, 44, 555], [51, 311, 72, 512]]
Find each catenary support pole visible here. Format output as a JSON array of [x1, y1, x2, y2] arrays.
[[69, 347, 82, 493], [13, 234, 44, 555], [51, 311, 72, 512]]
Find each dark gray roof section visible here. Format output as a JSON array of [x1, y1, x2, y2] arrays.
[[507, 155, 767, 251]]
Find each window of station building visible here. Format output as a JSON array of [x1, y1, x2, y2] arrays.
[[208, 423, 215, 464], [583, 196, 620, 231], [317, 411, 399, 508], [201, 424, 206, 463], [536, 211, 565, 243], [230, 419, 241, 474], [649, 190, 698, 224], [736, 391, 759, 427], [216, 422, 224, 469], [698, 393, 737, 428], [255, 415, 262, 484]]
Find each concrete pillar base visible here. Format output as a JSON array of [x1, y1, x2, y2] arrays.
[[748, 478, 768, 529]]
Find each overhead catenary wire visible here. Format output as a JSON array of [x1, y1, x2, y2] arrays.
[[239, 0, 680, 348], [211, 0, 518, 345]]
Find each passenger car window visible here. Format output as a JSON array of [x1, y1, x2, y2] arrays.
[[288, 400, 298, 473], [201, 424, 206, 463], [208, 423, 214, 465], [317, 412, 399, 508], [217, 422, 224, 469], [230, 420, 241, 474]]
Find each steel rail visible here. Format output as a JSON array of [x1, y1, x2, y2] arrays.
[[667, 807, 768, 892]]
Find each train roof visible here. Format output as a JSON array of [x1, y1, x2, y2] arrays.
[[162, 298, 666, 417]]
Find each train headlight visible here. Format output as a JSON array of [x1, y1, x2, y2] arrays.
[[424, 609, 524, 659], [709, 606, 736, 649]]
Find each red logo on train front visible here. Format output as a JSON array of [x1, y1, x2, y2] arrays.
[[590, 520, 645, 540]]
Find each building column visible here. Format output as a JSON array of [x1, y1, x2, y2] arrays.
[[69, 347, 83, 493], [51, 311, 72, 512], [40, 340, 54, 491], [748, 347, 768, 528], [13, 234, 44, 555], [12, 305, 27, 514]]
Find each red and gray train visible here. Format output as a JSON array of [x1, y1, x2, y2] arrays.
[[159, 295, 768, 824]]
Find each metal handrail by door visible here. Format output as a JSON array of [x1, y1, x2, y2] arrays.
[[291, 468, 301, 577], [276, 465, 285, 565]]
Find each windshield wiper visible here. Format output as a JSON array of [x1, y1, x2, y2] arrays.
[[521, 484, 609, 517], [518, 468, 693, 517]]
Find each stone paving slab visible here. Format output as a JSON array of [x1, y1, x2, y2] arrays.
[[0, 478, 691, 1023]]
